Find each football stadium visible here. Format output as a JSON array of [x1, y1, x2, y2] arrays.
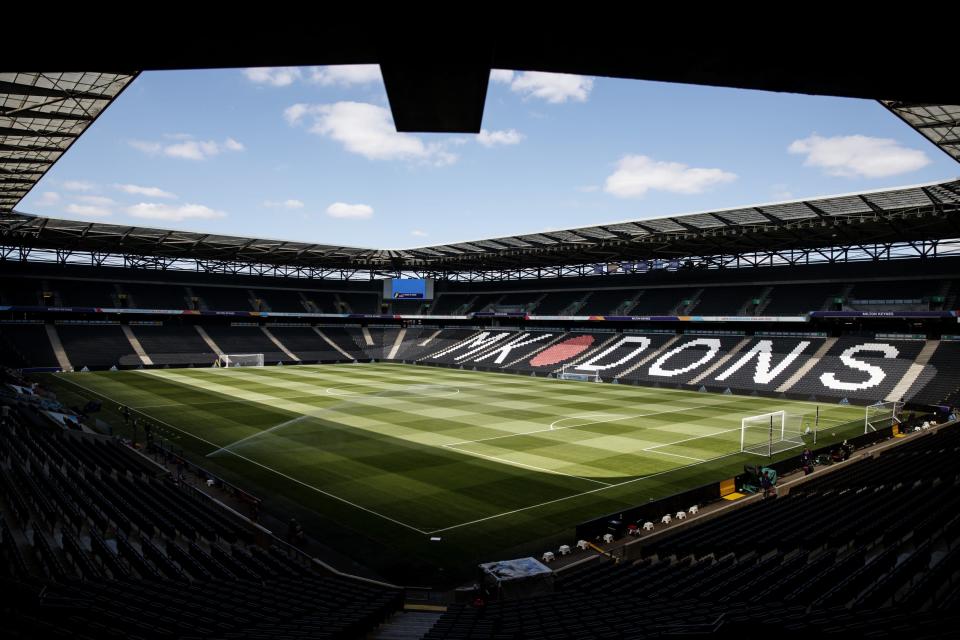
[[3, 31, 960, 638]]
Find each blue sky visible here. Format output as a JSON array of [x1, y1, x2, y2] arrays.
[[20, 66, 958, 248]]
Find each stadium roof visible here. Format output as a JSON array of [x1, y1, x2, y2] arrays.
[[4, 179, 959, 272], [0, 72, 139, 213], [883, 102, 960, 164]]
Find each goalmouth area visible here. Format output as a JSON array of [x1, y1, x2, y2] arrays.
[[43, 362, 866, 583]]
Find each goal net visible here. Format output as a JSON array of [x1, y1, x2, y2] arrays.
[[558, 364, 601, 382], [865, 400, 903, 434], [215, 353, 264, 368], [740, 410, 809, 457]]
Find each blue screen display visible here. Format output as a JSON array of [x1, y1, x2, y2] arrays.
[[392, 279, 426, 299]]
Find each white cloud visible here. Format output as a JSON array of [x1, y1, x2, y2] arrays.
[[509, 72, 593, 103], [126, 202, 227, 222], [224, 137, 245, 152], [129, 137, 244, 161], [243, 67, 302, 87], [286, 101, 457, 165], [76, 195, 116, 206], [326, 202, 373, 219], [788, 134, 930, 178], [129, 140, 162, 154], [477, 128, 524, 147], [490, 69, 515, 84], [35, 192, 60, 206], [411, 229, 428, 237], [310, 65, 382, 86], [770, 184, 794, 200], [604, 155, 737, 198], [114, 184, 177, 199], [63, 180, 95, 192], [66, 203, 111, 217], [263, 199, 305, 209]]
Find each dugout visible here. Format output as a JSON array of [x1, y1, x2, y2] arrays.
[[479, 557, 555, 600]]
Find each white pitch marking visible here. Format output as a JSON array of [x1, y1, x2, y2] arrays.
[[442, 443, 612, 486], [54, 374, 432, 535], [445, 402, 730, 447]]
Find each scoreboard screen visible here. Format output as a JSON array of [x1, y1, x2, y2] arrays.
[[383, 278, 433, 300]]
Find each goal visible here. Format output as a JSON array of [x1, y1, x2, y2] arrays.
[[740, 410, 810, 457], [865, 400, 903, 434], [215, 353, 264, 368], [558, 364, 601, 382]]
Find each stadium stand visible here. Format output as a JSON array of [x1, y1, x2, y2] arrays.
[[530, 290, 588, 315], [253, 288, 309, 313], [52, 279, 119, 308], [577, 288, 637, 315], [906, 340, 960, 406], [0, 324, 60, 369], [0, 404, 402, 639], [192, 286, 256, 312], [266, 326, 351, 361], [127, 324, 218, 366], [793, 337, 927, 403], [336, 292, 380, 314], [120, 283, 191, 310], [629, 287, 689, 315], [56, 324, 135, 370], [0, 278, 42, 306], [425, 421, 960, 638], [761, 282, 845, 315], [202, 325, 293, 363], [691, 284, 768, 316]]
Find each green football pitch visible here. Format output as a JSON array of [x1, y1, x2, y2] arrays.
[[46, 363, 865, 584]]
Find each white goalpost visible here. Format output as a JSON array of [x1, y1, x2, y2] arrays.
[[865, 400, 903, 434], [215, 353, 265, 368], [558, 364, 601, 382], [740, 410, 811, 457]]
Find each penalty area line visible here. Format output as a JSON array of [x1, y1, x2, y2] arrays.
[[54, 374, 431, 536]]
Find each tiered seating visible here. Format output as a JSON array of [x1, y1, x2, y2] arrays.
[[701, 336, 825, 395], [692, 285, 767, 315], [508, 331, 625, 374], [0, 413, 402, 639], [427, 293, 472, 315], [57, 324, 134, 369], [254, 288, 308, 313], [129, 324, 217, 366], [793, 337, 926, 402], [629, 287, 688, 315], [337, 292, 379, 314], [908, 341, 960, 405], [193, 286, 254, 311], [267, 327, 349, 361], [297, 290, 339, 313], [0, 324, 59, 368], [0, 277, 41, 305], [762, 282, 843, 314], [319, 326, 375, 358], [464, 293, 505, 314], [121, 283, 190, 310], [578, 288, 636, 315], [622, 335, 743, 386], [426, 423, 960, 639], [203, 325, 291, 362], [52, 279, 118, 308], [389, 299, 424, 315], [531, 290, 587, 315]]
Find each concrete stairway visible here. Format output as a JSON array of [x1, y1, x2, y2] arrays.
[[371, 610, 443, 640]]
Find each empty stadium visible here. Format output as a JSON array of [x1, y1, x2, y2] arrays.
[[3, 29, 960, 639]]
